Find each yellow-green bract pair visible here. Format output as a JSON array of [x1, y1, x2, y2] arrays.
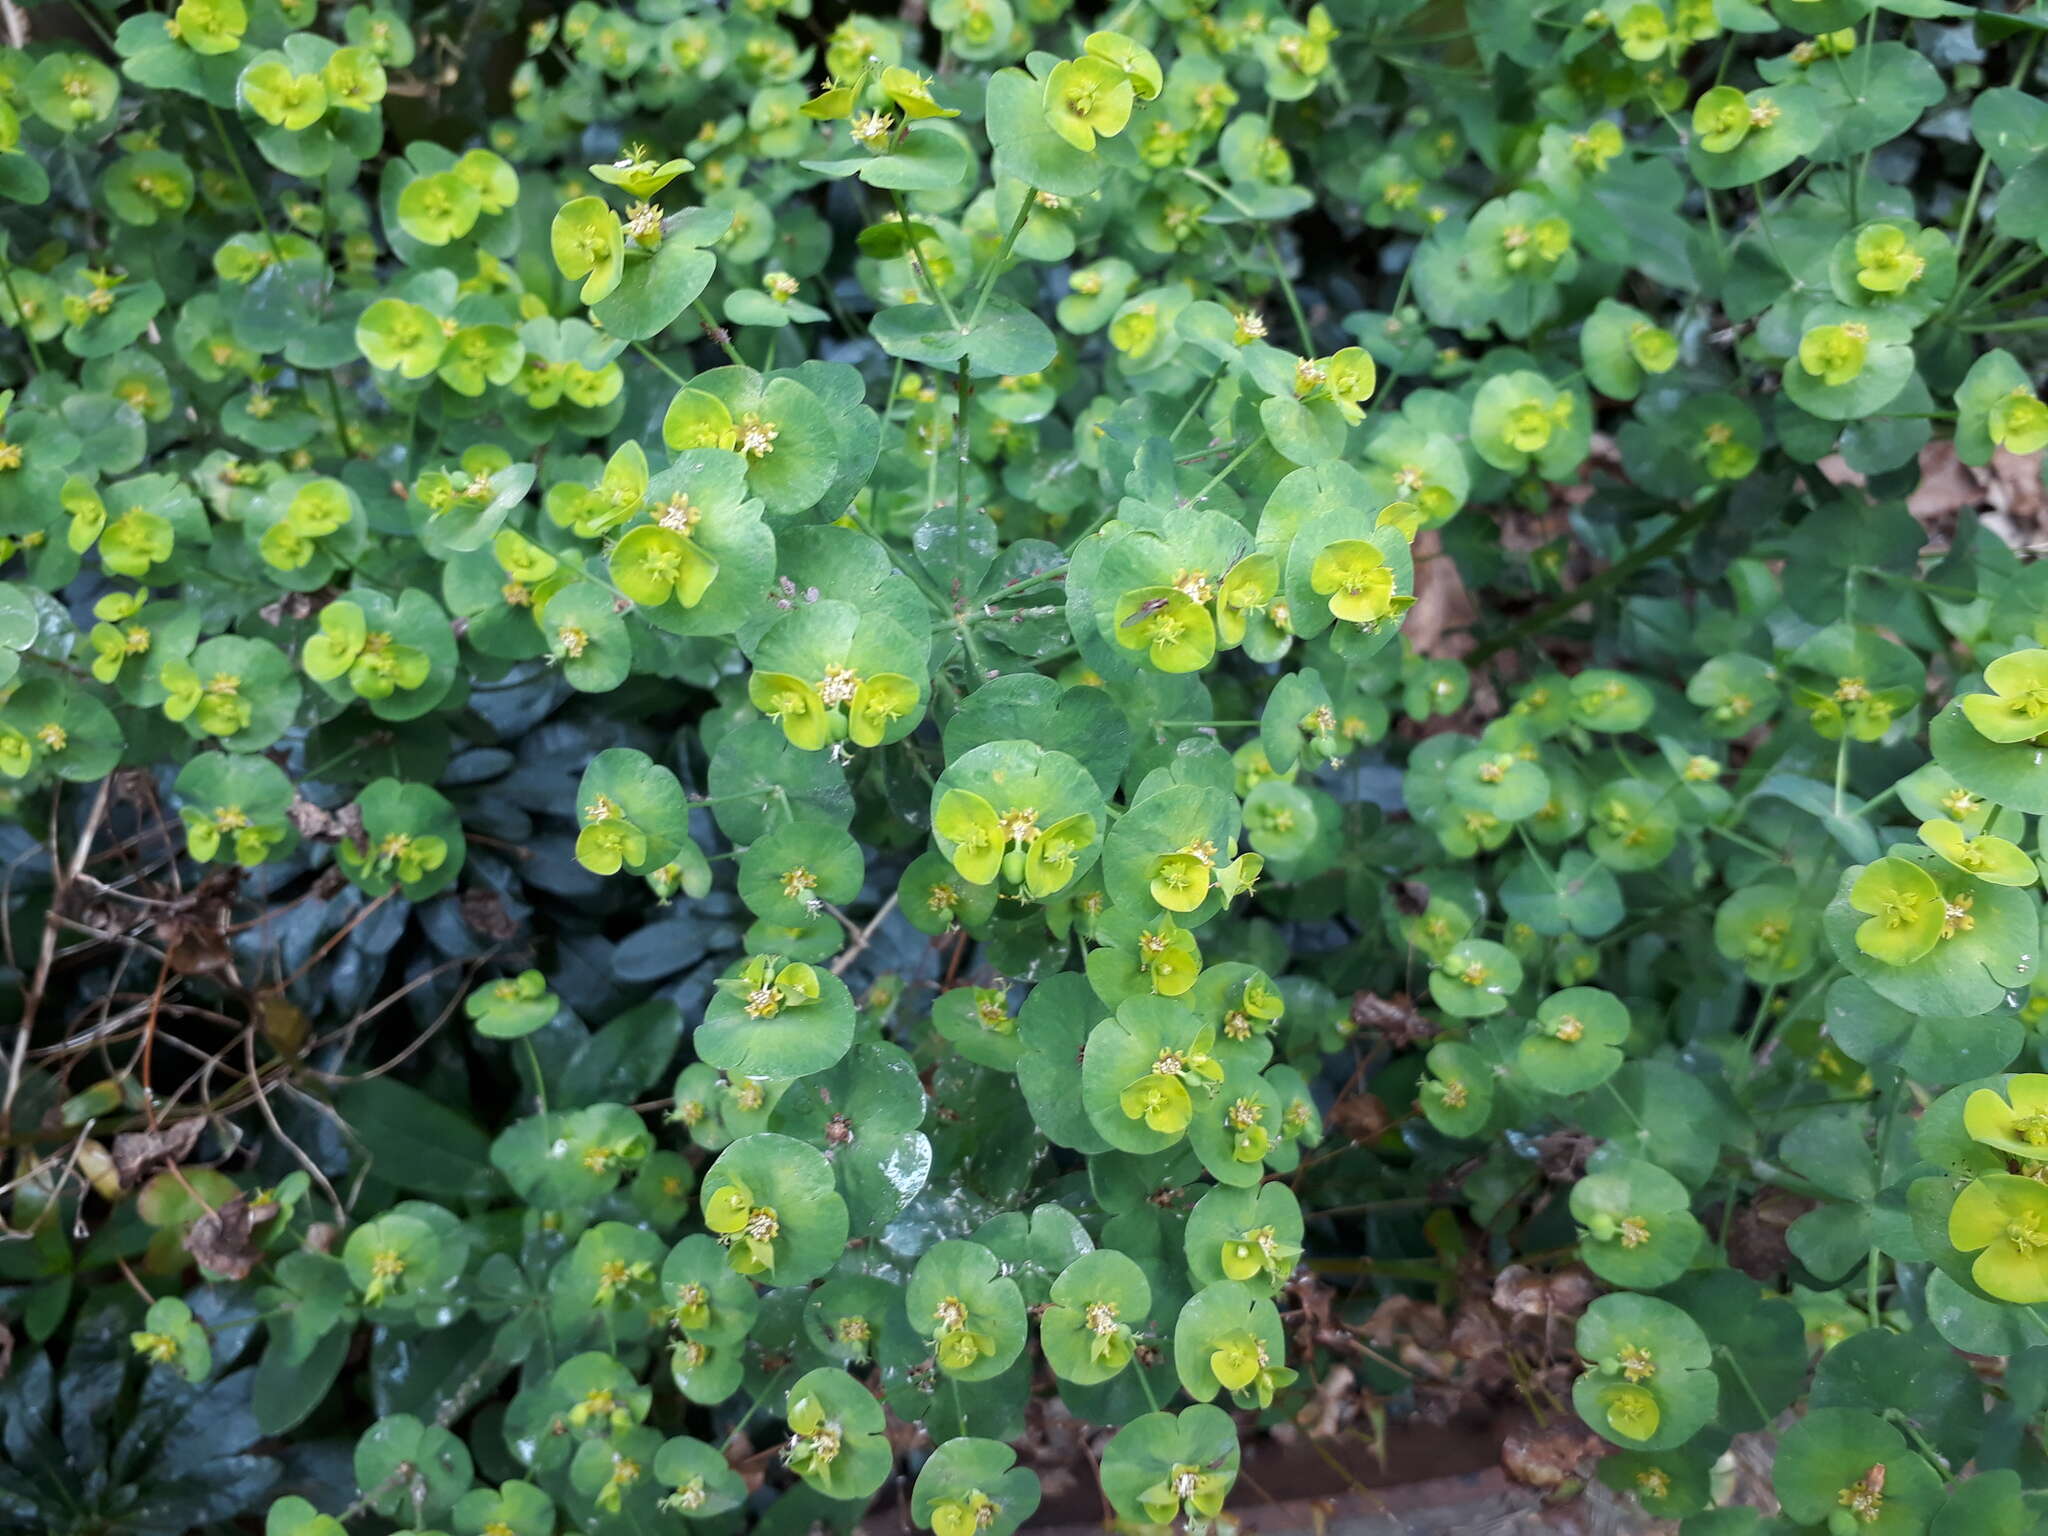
[[1043, 32, 1162, 153], [1952, 1077, 2048, 1302], [933, 789, 1095, 898], [748, 666, 918, 751]]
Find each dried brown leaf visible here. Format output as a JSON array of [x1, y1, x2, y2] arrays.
[[184, 1192, 280, 1280], [110, 1118, 203, 1189], [1500, 1421, 1600, 1491], [1349, 990, 1437, 1049]]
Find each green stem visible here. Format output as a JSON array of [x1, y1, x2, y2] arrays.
[[952, 356, 972, 590], [1171, 374, 1221, 441], [1832, 733, 1851, 818], [723, 1365, 791, 1452], [1516, 825, 1562, 893], [984, 568, 1064, 603], [319, 370, 360, 458], [1725, 163, 1815, 257], [1958, 313, 2048, 335], [1886, 1413, 1950, 1476], [1189, 440, 1259, 505], [1468, 499, 1716, 665], [1964, 256, 2048, 313], [1601, 1080, 1652, 1139], [954, 613, 992, 691], [205, 104, 362, 459], [964, 189, 1035, 333], [205, 102, 281, 261], [0, 250, 46, 374], [1368, 261, 1422, 402], [1944, 31, 2043, 313], [890, 189, 962, 330], [690, 300, 747, 368], [848, 504, 953, 610], [1702, 821, 1779, 861], [59, 0, 117, 49], [1182, 167, 1311, 350], [1950, 234, 2016, 317], [1738, 980, 1782, 1062], [1136, 1360, 1162, 1414], [1261, 229, 1312, 353], [1750, 188, 1790, 274], [631, 340, 689, 387], [1715, 1346, 1773, 1427], [521, 1038, 549, 1117]]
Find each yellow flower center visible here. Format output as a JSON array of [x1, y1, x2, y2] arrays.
[[817, 663, 862, 705], [1837, 1471, 1885, 1524]]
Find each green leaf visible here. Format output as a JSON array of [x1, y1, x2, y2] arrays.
[[333, 1079, 501, 1202], [871, 294, 1058, 378], [590, 241, 716, 341]]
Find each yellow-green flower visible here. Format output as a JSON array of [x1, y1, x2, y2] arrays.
[[1796, 323, 1868, 387], [932, 1493, 998, 1536], [576, 794, 648, 875], [591, 145, 695, 197], [1084, 30, 1163, 98], [1310, 540, 1405, 626], [241, 58, 328, 131], [704, 1178, 781, 1274], [1024, 811, 1094, 898], [1120, 1070, 1192, 1133], [173, 0, 247, 54], [1224, 1097, 1270, 1163], [1990, 389, 2048, 455], [1215, 553, 1277, 647], [935, 788, 1003, 885], [453, 149, 519, 215], [1138, 1464, 1228, 1526], [930, 1295, 996, 1371], [849, 673, 917, 748], [1918, 819, 2037, 886], [1629, 322, 1678, 373], [1847, 856, 1945, 966], [1854, 224, 1926, 293], [398, 170, 483, 246], [322, 46, 386, 112], [550, 196, 626, 304], [881, 66, 958, 118], [1113, 586, 1215, 672], [750, 670, 831, 751], [101, 509, 174, 578], [1221, 1225, 1299, 1284], [355, 298, 449, 378], [612, 525, 718, 610], [1691, 85, 1750, 154], [1150, 839, 1218, 911], [1044, 56, 1135, 152], [1950, 1174, 2048, 1304], [1596, 1383, 1660, 1441], [1961, 650, 2048, 745], [1615, 2, 1669, 60], [1966, 1075, 2048, 1161]]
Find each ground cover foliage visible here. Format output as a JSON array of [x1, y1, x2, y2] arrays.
[[6, 0, 2048, 1532]]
